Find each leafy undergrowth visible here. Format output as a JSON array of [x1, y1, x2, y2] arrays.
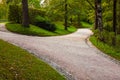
[[81, 21, 93, 28], [0, 39, 65, 80], [90, 36, 120, 61], [0, 19, 8, 23], [6, 22, 77, 36]]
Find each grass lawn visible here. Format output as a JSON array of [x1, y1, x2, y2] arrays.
[[90, 36, 120, 61], [81, 21, 93, 28], [6, 22, 77, 36], [0, 39, 65, 80]]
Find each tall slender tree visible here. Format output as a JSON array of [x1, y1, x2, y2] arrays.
[[64, 0, 68, 30], [22, 0, 29, 27], [95, 0, 98, 29], [113, 0, 117, 35], [112, 0, 117, 45], [118, 0, 120, 33]]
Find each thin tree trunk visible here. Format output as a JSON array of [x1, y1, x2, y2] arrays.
[[95, 0, 98, 29], [112, 0, 117, 45], [77, 14, 81, 27], [64, 0, 68, 30], [22, 0, 29, 27], [113, 0, 117, 34], [118, 0, 120, 34]]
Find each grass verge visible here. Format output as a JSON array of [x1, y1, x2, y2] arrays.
[[6, 22, 77, 36], [81, 21, 93, 28], [90, 36, 120, 61], [0, 39, 65, 80]]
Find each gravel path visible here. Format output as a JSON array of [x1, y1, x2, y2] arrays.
[[0, 24, 120, 80]]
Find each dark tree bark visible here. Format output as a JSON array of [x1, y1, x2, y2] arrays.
[[95, 0, 98, 29], [22, 0, 29, 27], [64, 0, 68, 30], [118, 0, 120, 34], [112, 0, 117, 45], [113, 0, 117, 35], [97, 0, 103, 41], [97, 0, 103, 32]]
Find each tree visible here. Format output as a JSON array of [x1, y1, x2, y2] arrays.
[[95, 0, 98, 29], [64, 0, 68, 30], [118, 0, 120, 33], [22, 0, 29, 27], [113, 0, 117, 35], [112, 0, 117, 45]]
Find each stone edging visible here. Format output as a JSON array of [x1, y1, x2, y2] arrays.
[[86, 36, 120, 66]]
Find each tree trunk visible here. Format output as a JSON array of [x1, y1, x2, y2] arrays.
[[97, 0, 103, 32], [22, 0, 29, 27], [113, 0, 117, 34], [77, 14, 81, 27], [112, 0, 117, 46], [95, 0, 98, 30], [64, 0, 68, 30], [97, 0, 103, 40], [118, 0, 120, 34]]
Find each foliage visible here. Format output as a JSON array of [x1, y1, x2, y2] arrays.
[[80, 21, 93, 28], [34, 16, 56, 31], [44, 0, 92, 27], [0, 39, 65, 80], [29, 8, 46, 24], [93, 29, 117, 45], [6, 23, 77, 36], [8, 4, 22, 23], [8, 4, 45, 24], [0, 1, 8, 20], [90, 36, 120, 61]]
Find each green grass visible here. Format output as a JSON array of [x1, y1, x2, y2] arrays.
[[81, 21, 93, 28], [6, 22, 77, 36], [90, 36, 120, 61], [0, 39, 65, 80]]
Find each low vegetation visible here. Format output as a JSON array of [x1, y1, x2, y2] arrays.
[[90, 36, 120, 61], [0, 39, 65, 80], [6, 22, 77, 36], [81, 21, 93, 28]]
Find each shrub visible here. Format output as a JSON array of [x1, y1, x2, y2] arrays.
[[34, 16, 56, 32], [93, 29, 119, 46], [103, 21, 113, 31], [29, 8, 45, 24], [8, 4, 22, 23]]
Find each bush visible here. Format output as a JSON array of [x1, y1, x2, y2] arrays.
[[103, 21, 113, 31], [8, 4, 22, 23], [34, 16, 56, 32], [29, 8, 45, 24], [93, 29, 119, 46]]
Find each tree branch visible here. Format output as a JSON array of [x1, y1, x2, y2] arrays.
[[85, 0, 95, 10]]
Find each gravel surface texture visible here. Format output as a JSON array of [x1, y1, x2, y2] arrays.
[[0, 24, 120, 80]]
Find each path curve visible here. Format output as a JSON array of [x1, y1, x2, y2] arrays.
[[0, 24, 120, 80]]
